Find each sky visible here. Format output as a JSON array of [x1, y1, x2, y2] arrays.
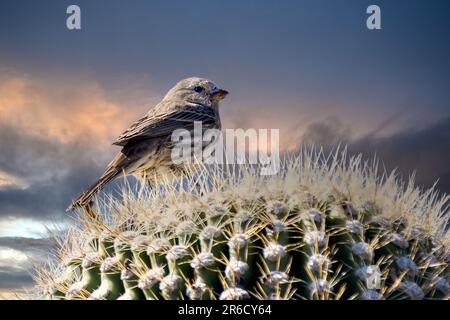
[[0, 0, 449, 295]]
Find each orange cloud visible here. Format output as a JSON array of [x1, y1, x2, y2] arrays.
[[0, 76, 146, 147], [0, 171, 25, 189]]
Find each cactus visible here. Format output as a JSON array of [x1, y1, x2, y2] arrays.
[[33, 149, 450, 300]]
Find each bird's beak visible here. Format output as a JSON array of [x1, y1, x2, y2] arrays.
[[211, 89, 229, 101]]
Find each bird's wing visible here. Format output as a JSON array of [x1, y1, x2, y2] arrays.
[[113, 101, 218, 147]]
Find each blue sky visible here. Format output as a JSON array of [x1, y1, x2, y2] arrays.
[[0, 0, 449, 294]]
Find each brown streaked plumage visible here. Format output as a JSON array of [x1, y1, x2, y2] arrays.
[[68, 77, 228, 210]]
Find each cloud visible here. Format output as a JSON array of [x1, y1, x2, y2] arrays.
[[0, 122, 104, 219], [299, 116, 352, 148], [298, 117, 450, 194], [0, 248, 29, 270], [0, 76, 140, 145], [0, 237, 53, 291], [351, 118, 450, 193], [0, 171, 25, 190], [0, 268, 33, 291], [0, 237, 53, 252], [0, 73, 159, 219]]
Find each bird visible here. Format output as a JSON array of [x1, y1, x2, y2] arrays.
[[68, 77, 228, 210]]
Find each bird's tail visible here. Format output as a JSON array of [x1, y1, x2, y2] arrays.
[[67, 169, 120, 211]]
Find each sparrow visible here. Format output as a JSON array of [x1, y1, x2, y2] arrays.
[[68, 77, 228, 210]]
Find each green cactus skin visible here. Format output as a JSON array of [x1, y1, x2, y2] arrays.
[[65, 252, 102, 299], [89, 257, 124, 300], [33, 150, 450, 300], [118, 264, 146, 300]]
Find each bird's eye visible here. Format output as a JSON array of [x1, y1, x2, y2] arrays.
[[193, 86, 204, 93]]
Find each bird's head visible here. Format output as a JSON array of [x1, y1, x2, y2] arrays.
[[164, 77, 228, 107]]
